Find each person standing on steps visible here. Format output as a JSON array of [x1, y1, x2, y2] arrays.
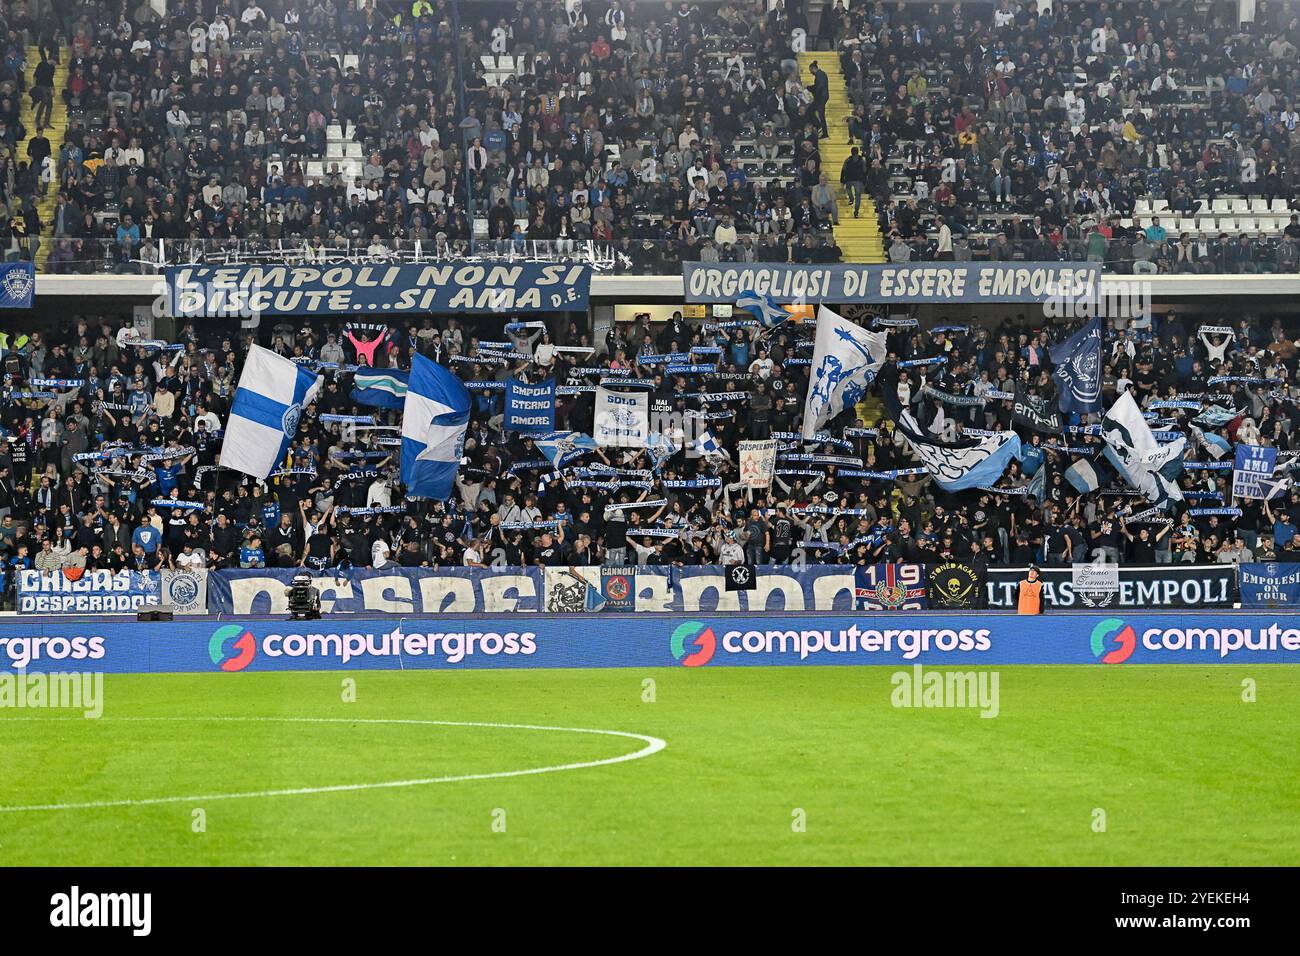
[[32, 51, 55, 131], [841, 146, 867, 217], [809, 60, 829, 138]]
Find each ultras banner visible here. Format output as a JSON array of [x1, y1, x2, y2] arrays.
[[682, 262, 1098, 304], [1238, 562, 1300, 608], [209, 565, 1237, 615], [981, 564, 1236, 610], [166, 263, 591, 316], [210, 566, 863, 614], [7, 611, 1300, 674], [16, 569, 208, 614]]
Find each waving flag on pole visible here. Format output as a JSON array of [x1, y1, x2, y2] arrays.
[[645, 430, 680, 470], [888, 396, 1022, 492], [1064, 454, 1116, 494], [221, 344, 322, 479], [801, 305, 888, 439], [400, 353, 470, 500], [1100, 390, 1185, 506], [737, 288, 797, 329], [533, 431, 599, 469], [1049, 316, 1104, 414], [351, 367, 409, 409]]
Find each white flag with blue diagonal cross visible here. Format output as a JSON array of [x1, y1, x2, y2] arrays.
[[220, 344, 322, 479]]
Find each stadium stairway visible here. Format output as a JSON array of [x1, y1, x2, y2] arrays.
[[20, 45, 69, 272], [798, 51, 884, 264]]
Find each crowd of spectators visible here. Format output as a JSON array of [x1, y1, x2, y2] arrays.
[[3, 302, 1300, 597], [39, 0, 853, 274], [8, 0, 1300, 274], [845, 0, 1300, 272], [0, 0, 61, 262]]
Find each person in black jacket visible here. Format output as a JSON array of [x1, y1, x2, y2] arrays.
[[840, 147, 867, 217]]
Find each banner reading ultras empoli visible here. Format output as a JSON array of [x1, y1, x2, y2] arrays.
[[206, 564, 1236, 615], [166, 263, 591, 316], [682, 262, 1099, 304], [17, 569, 208, 614], [7, 612, 1300, 674]]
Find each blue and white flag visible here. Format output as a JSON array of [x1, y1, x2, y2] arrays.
[[645, 430, 680, 470], [1100, 391, 1185, 506], [533, 431, 599, 469], [351, 367, 408, 409], [1189, 424, 1233, 461], [888, 399, 1022, 492], [689, 426, 723, 458], [400, 353, 470, 500], [736, 288, 796, 329], [1232, 443, 1286, 500], [1063, 455, 1115, 494], [221, 344, 322, 479], [1049, 317, 1104, 414], [801, 305, 888, 439]]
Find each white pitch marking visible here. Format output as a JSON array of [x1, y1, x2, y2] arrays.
[[0, 717, 667, 813]]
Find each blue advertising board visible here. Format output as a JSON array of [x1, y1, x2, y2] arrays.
[[682, 262, 1098, 304], [166, 262, 590, 317], [4, 612, 1300, 674]]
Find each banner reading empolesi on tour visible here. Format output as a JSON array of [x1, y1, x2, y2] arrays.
[[682, 262, 1100, 304], [166, 262, 591, 317]]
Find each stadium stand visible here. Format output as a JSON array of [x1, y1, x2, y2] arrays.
[[3, 0, 1300, 603], [844, 0, 1300, 272], [2, 302, 1299, 592]]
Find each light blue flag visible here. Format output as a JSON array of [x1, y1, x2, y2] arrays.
[[221, 344, 322, 479], [736, 288, 796, 329], [1190, 425, 1233, 460], [533, 431, 599, 469], [400, 353, 470, 500], [351, 367, 408, 410], [1027, 464, 1046, 503]]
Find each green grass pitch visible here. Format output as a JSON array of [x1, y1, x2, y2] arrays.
[[1, 665, 1297, 865]]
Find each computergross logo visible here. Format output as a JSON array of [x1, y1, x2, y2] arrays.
[[670, 621, 716, 667], [209, 624, 257, 672], [1090, 618, 1137, 664]]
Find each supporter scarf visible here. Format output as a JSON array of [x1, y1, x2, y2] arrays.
[[30, 378, 85, 388], [661, 478, 721, 489], [151, 498, 206, 511], [923, 384, 984, 407], [898, 356, 946, 368]]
